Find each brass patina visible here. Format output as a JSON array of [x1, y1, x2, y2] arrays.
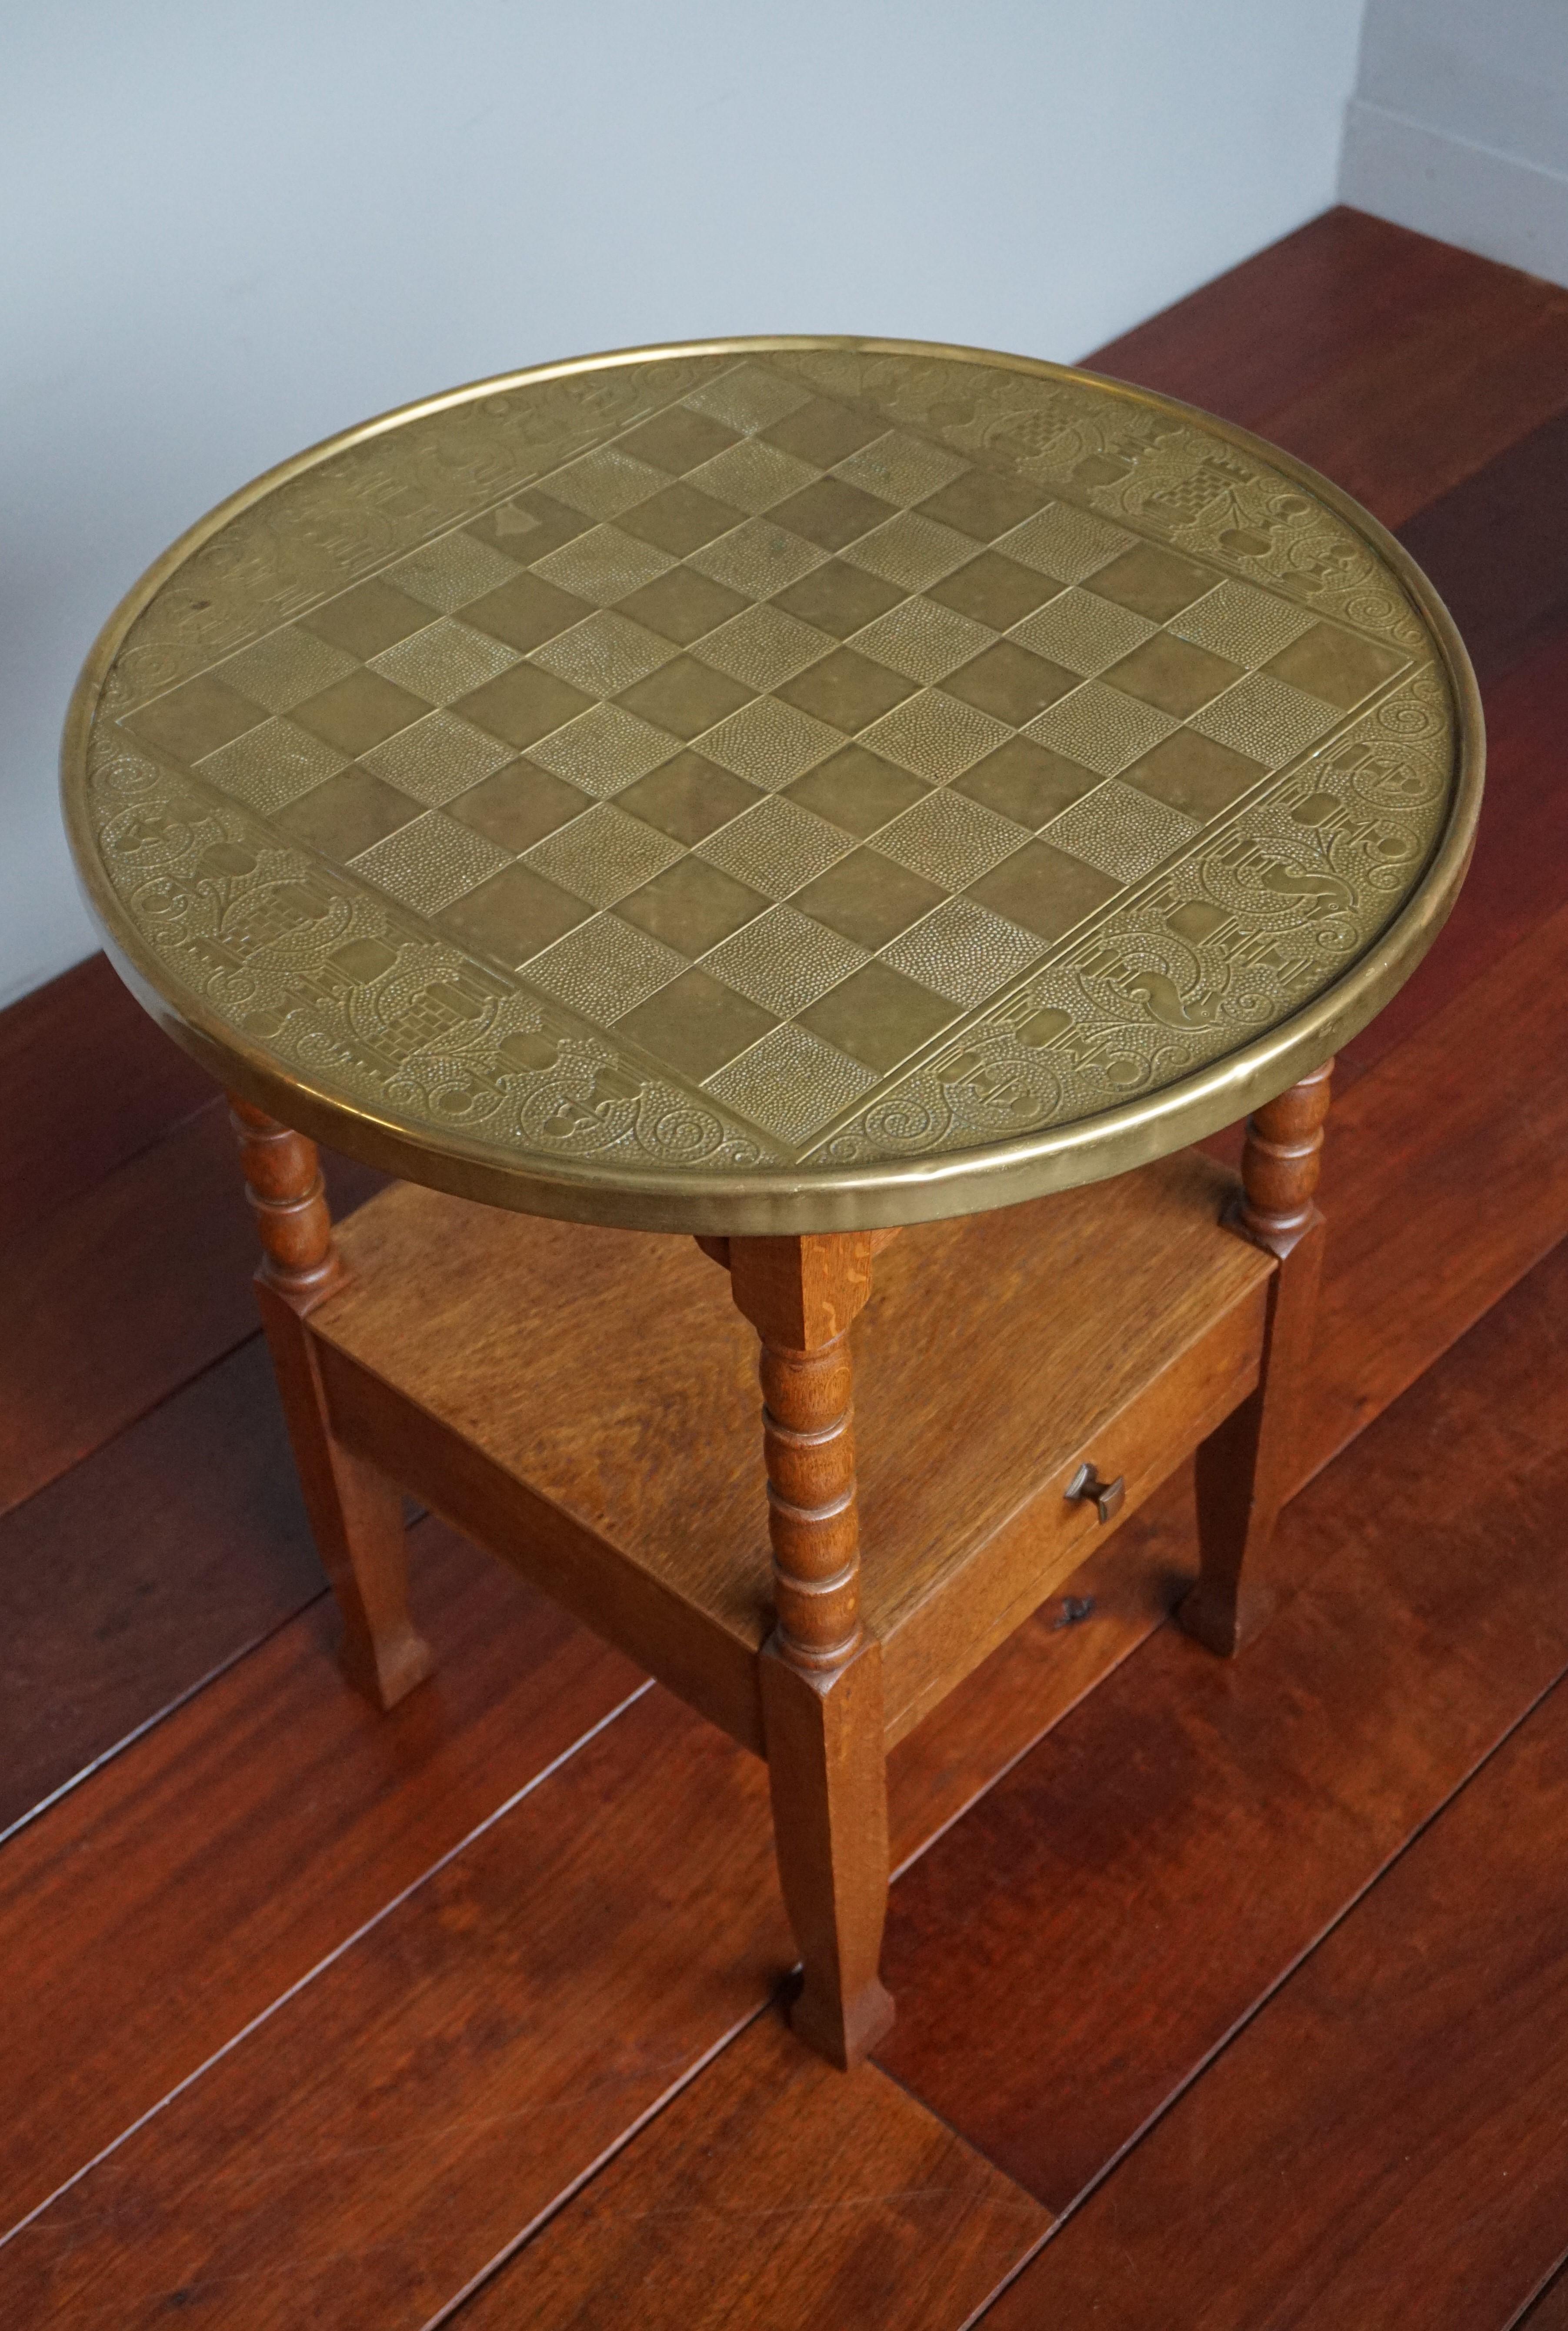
[[63, 338, 1483, 1232]]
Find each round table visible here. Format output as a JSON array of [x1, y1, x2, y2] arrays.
[[63, 338, 1483, 2067]]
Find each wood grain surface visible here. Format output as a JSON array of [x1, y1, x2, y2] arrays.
[[0, 1104, 384, 1516], [1304, 894, 1568, 1474], [0, 1689, 789, 2327], [1336, 627, 1568, 1087], [0, 1477, 1192, 2304], [981, 1676, 1568, 2328], [316, 1152, 1267, 1750], [875, 1230, 1568, 2211], [0, 1338, 324, 1833], [0, 953, 213, 1229], [461, 2009, 1049, 2331], [0, 1514, 641, 2228]]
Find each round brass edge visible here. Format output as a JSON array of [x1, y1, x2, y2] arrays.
[[62, 334, 1485, 1235]]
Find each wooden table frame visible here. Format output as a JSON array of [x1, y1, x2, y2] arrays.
[[228, 1062, 1332, 2071]]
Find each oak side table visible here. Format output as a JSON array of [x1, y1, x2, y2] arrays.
[[63, 338, 1482, 2070]]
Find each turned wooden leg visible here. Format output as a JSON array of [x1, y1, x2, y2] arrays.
[[229, 1098, 432, 1710], [726, 1232, 894, 2070], [1181, 1059, 1334, 1657]]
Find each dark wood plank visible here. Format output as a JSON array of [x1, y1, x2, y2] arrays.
[[1400, 406, 1568, 688], [0, 1688, 789, 2327], [462, 2008, 1048, 2331], [1304, 895, 1568, 1475], [874, 1224, 1568, 2212], [1088, 207, 1568, 524], [1088, 209, 1479, 430], [0, 1338, 324, 1832], [0, 1515, 642, 2231], [978, 1677, 1568, 2330], [1523, 2263, 1568, 2328], [1336, 629, 1568, 1090], [0, 1102, 384, 1516], [0, 954, 212, 1230]]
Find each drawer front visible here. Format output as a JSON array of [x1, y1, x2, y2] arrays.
[[882, 1276, 1271, 1747]]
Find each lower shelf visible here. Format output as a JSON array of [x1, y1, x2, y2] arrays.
[[314, 1151, 1274, 1751]]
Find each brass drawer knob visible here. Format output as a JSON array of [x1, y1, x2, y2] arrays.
[[1065, 1462, 1125, 1524]]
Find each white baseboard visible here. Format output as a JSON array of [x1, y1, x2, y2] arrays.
[[1339, 98, 1568, 289]]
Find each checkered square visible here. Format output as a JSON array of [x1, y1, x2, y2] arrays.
[[388, 534, 521, 612], [685, 438, 818, 516], [859, 689, 1010, 782], [219, 627, 359, 713], [704, 1020, 877, 1143], [523, 802, 685, 907], [998, 504, 1135, 583], [850, 599, 996, 684], [350, 809, 513, 912], [700, 904, 870, 1016], [840, 511, 978, 592], [532, 525, 678, 605], [698, 697, 844, 789], [696, 794, 854, 898], [687, 518, 828, 600], [368, 620, 520, 707], [526, 912, 687, 1021], [1011, 589, 1157, 677], [1171, 580, 1318, 667], [527, 704, 679, 796], [1040, 777, 1201, 883], [615, 967, 779, 1084], [529, 611, 678, 697], [874, 788, 1028, 889], [361, 711, 516, 805], [693, 605, 835, 692], [549, 446, 672, 520], [1190, 673, 1342, 764], [1024, 681, 1180, 777], [193, 719, 347, 813], [880, 895, 1045, 1007], [834, 431, 970, 509]]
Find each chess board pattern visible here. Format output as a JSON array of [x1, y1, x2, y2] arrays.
[[81, 346, 1458, 1186]]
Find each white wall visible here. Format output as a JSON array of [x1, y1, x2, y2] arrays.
[[1341, 0, 1568, 286], [2, 0, 1367, 1009]]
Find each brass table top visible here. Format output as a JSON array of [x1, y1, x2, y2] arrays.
[[64, 338, 1483, 1234]]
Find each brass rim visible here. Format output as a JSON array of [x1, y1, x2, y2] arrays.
[[63, 334, 1485, 1234]]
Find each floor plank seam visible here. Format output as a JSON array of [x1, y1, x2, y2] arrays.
[[425, 1995, 780, 2331], [0, 1675, 656, 2256], [961, 1663, 1568, 2320], [1513, 2251, 1568, 2330], [0, 1322, 269, 1531], [0, 1590, 333, 1854], [17, 1094, 227, 1250], [889, 1609, 1180, 1886]]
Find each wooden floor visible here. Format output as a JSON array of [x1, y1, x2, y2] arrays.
[[7, 207, 1568, 2326]]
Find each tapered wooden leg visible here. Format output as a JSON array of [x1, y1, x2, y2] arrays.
[[727, 1232, 894, 2069], [229, 1098, 432, 1710], [1180, 1060, 1334, 1656]]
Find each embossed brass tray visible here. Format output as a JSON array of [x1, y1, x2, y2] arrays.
[[63, 337, 1483, 1231]]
